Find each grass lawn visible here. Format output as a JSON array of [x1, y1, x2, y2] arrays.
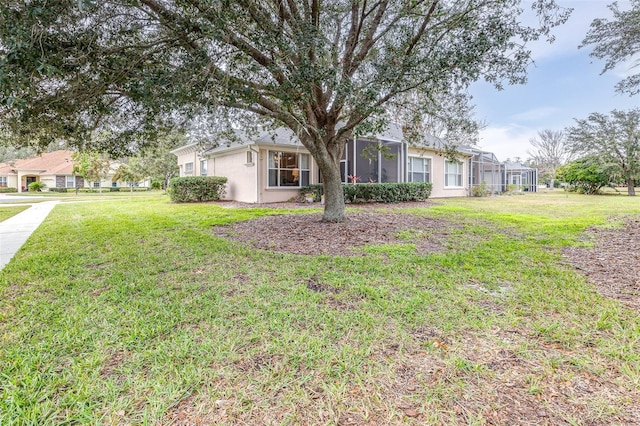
[[0, 206, 30, 222], [1, 192, 639, 424]]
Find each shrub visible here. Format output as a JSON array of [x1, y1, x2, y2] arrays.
[[28, 181, 46, 192], [0, 187, 18, 193], [471, 181, 489, 197], [168, 176, 227, 202], [504, 184, 520, 194], [300, 182, 432, 204], [151, 180, 162, 190], [48, 188, 68, 193], [557, 157, 610, 195]]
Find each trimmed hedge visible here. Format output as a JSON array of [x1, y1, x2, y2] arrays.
[[0, 187, 18, 193], [168, 176, 227, 202], [300, 182, 432, 203]]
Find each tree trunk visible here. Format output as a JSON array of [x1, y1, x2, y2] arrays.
[[627, 176, 636, 196], [549, 178, 555, 190], [317, 158, 346, 222], [308, 138, 346, 222]]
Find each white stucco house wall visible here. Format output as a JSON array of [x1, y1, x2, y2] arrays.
[[172, 126, 475, 203]]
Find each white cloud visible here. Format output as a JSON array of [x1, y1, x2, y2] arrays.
[[524, 1, 632, 62], [476, 125, 539, 162]]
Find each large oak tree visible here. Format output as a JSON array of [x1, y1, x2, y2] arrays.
[[1, 0, 570, 221], [581, 0, 640, 96], [567, 108, 640, 196]]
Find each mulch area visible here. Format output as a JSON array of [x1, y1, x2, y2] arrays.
[[563, 217, 640, 312], [213, 202, 455, 256]]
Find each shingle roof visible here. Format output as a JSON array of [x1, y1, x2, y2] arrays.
[[0, 150, 75, 175]]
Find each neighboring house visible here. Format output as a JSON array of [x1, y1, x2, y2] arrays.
[[172, 126, 476, 203], [0, 150, 138, 192], [502, 161, 538, 192], [468, 148, 506, 195], [467, 149, 538, 194]]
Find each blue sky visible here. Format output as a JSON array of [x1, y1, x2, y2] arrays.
[[469, 0, 639, 162]]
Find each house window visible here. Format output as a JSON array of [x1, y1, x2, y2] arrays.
[[200, 160, 208, 176], [184, 162, 194, 174], [246, 151, 254, 164], [408, 157, 431, 182], [66, 176, 75, 188], [93, 182, 100, 188], [0, 176, 7, 187], [268, 151, 310, 187], [445, 160, 463, 187]]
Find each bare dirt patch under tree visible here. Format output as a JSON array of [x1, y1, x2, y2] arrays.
[[563, 217, 640, 312], [214, 206, 455, 256], [219, 203, 640, 313]]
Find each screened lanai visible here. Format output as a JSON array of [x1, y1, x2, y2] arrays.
[[468, 149, 503, 194], [340, 138, 405, 184]]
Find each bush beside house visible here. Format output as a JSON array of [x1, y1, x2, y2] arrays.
[[168, 176, 227, 202], [28, 181, 46, 192], [300, 182, 432, 204]]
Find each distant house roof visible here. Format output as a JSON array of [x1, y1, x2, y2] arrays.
[[467, 147, 502, 164], [0, 150, 75, 175]]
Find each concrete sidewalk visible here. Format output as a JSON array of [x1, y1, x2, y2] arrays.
[[0, 201, 59, 270]]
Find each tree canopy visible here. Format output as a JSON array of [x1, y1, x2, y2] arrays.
[[567, 108, 640, 196], [556, 156, 612, 195], [1, 0, 571, 220], [71, 151, 111, 193], [581, 0, 640, 95]]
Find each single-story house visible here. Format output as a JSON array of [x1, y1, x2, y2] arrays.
[[0, 150, 139, 192], [502, 161, 538, 192], [467, 149, 538, 194], [172, 126, 481, 203]]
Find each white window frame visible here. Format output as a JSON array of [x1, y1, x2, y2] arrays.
[[408, 156, 431, 183], [200, 160, 208, 176], [93, 181, 100, 188], [65, 176, 75, 188], [0, 176, 7, 187], [444, 160, 463, 188], [267, 151, 310, 188], [184, 162, 194, 174]]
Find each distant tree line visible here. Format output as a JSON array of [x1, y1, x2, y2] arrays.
[[528, 1, 639, 195], [528, 108, 640, 195]]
